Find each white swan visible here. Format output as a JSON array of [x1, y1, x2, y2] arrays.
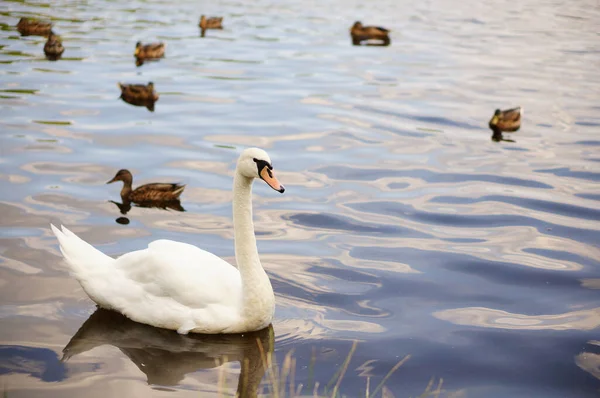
[[51, 148, 285, 334]]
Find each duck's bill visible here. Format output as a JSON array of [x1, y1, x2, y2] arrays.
[[260, 168, 285, 193], [106, 177, 117, 184], [490, 115, 499, 125]]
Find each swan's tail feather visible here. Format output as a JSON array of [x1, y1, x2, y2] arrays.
[[51, 224, 114, 275]]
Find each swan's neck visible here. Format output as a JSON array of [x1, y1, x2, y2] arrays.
[[233, 171, 274, 327]]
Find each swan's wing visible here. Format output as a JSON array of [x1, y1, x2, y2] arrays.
[[114, 239, 242, 309]]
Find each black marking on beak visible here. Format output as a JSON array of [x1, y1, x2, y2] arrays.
[[253, 158, 272, 174]]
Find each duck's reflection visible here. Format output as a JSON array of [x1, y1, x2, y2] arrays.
[[115, 216, 130, 225], [110, 198, 185, 215], [135, 57, 162, 67], [119, 96, 156, 112], [491, 131, 515, 143], [110, 198, 185, 225], [118, 82, 158, 112], [63, 309, 274, 396]]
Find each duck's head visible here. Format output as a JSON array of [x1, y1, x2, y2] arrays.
[[147, 81, 154, 90], [107, 169, 133, 185], [352, 21, 363, 29], [134, 41, 142, 56], [489, 109, 501, 126], [237, 148, 285, 193]]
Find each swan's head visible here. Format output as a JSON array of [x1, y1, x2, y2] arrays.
[[237, 148, 285, 193]]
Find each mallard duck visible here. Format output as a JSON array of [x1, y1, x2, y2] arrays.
[[134, 41, 165, 60], [118, 82, 158, 102], [489, 107, 522, 133], [118, 82, 158, 110], [199, 15, 223, 37], [16, 17, 53, 36], [43, 31, 64, 59], [107, 169, 185, 202], [51, 148, 285, 334], [350, 21, 390, 46]]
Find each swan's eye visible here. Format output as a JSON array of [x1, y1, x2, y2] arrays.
[[253, 158, 272, 175]]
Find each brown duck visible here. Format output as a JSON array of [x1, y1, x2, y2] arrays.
[[118, 82, 158, 101], [134, 41, 165, 60], [489, 107, 522, 134], [350, 21, 390, 46], [107, 169, 185, 202], [118, 82, 158, 111], [16, 17, 53, 36], [44, 31, 64, 59], [199, 15, 223, 37]]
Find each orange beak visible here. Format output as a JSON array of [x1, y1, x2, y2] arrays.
[[260, 167, 285, 193]]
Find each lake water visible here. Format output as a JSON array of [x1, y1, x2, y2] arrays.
[[1, 0, 599, 397]]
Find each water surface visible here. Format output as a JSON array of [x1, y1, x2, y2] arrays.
[[1, 0, 599, 397]]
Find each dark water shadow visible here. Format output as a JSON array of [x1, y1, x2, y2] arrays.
[[318, 165, 553, 189], [576, 193, 600, 202], [0, 345, 67, 382], [348, 201, 600, 246], [63, 309, 274, 395], [535, 167, 600, 182], [352, 105, 481, 131], [574, 140, 600, 146], [429, 194, 600, 221], [285, 212, 430, 238]]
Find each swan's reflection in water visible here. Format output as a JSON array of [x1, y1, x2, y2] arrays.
[[575, 341, 600, 382], [63, 309, 274, 396], [110, 199, 185, 225]]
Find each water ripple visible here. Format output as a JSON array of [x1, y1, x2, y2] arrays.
[[1, 0, 599, 396], [318, 165, 554, 189]]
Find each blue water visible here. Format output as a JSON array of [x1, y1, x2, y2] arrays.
[[1, 0, 599, 396]]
